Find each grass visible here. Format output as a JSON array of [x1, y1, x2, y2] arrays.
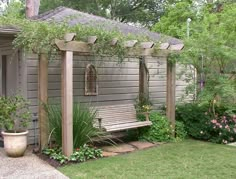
[[59, 140, 236, 179]]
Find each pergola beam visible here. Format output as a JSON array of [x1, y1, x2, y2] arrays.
[[55, 39, 183, 55], [87, 36, 97, 44]]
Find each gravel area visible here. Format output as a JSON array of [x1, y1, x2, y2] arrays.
[[0, 147, 69, 179]]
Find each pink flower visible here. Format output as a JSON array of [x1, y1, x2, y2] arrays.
[[211, 119, 217, 124], [223, 140, 228, 144]]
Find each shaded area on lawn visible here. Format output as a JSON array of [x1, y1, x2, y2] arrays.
[[59, 140, 236, 179]]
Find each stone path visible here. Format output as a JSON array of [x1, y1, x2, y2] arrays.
[[227, 142, 236, 146], [0, 148, 69, 179], [102, 141, 158, 157]]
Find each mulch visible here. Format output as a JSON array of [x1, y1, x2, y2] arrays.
[[36, 152, 62, 168]]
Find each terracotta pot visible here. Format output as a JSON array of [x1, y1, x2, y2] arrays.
[[1, 130, 28, 157]]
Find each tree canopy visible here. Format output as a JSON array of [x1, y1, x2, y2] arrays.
[[153, 0, 236, 106], [40, 0, 168, 27]]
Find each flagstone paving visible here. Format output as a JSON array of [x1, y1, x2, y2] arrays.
[[102, 141, 157, 156]]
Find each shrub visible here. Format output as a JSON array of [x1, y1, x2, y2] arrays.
[[46, 103, 103, 148], [175, 121, 187, 141], [139, 112, 173, 142], [208, 115, 236, 144], [176, 103, 212, 140], [176, 103, 236, 144]]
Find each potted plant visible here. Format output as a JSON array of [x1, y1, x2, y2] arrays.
[[0, 95, 31, 157], [142, 104, 152, 121]]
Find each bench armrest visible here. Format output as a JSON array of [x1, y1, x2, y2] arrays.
[[95, 117, 102, 129]]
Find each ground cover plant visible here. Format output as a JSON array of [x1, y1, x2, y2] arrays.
[[59, 140, 236, 179], [42, 144, 103, 164]]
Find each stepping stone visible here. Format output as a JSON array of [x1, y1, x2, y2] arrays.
[[102, 144, 136, 153], [227, 142, 236, 146], [128, 141, 156, 150], [102, 151, 119, 157]]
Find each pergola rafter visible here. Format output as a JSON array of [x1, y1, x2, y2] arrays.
[[38, 33, 183, 156]]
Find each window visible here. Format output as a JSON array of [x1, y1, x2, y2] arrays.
[[85, 64, 98, 96]]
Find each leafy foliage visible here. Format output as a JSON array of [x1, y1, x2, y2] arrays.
[[209, 115, 236, 144], [45, 103, 104, 148], [139, 112, 173, 142], [0, 95, 31, 132], [176, 102, 236, 144], [175, 121, 188, 141], [40, 0, 167, 27], [0, 14, 151, 62], [152, 0, 196, 38], [153, 1, 236, 106], [0, 0, 24, 18], [42, 144, 103, 164]]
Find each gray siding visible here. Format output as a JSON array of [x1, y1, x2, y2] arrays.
[[0, 41, 37, 143], [25, 54, 192, 144]]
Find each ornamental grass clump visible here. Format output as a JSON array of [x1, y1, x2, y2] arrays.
[[45, 102, 104, 148]]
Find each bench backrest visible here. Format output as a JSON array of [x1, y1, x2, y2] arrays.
[[94, 104, 137, 127]]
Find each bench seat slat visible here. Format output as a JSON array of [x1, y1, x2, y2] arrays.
[[93, 104, 151, 132], [105, 121, 152, 132]]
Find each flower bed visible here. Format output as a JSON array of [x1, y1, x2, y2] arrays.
[[41, 144, 103, 165]]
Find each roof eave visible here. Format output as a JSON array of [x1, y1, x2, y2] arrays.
[[0, 27, 20, 35]]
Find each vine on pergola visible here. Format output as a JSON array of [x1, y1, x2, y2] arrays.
[[0, 16, 170, 62]]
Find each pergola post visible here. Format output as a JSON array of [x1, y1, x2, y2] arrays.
[[166, 60, 176, 131], [61, 51, 73, 156], [139, 56, 148, 102], [38, 53, 48, 149]]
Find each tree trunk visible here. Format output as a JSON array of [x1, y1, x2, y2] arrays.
[[26, 0, 40, 18]]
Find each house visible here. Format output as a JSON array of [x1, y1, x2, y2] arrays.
[[0, 7, 191, 146]]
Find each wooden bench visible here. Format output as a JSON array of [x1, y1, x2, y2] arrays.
[[94, 104, 152, 132]]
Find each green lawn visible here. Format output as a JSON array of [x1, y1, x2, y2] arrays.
[[59, 140, 236, 179]]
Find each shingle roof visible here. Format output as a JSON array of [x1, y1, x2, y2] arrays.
[[33, 6, 182, 45]]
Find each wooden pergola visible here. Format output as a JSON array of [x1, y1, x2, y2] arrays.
[[38, 33, 184, 156]]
